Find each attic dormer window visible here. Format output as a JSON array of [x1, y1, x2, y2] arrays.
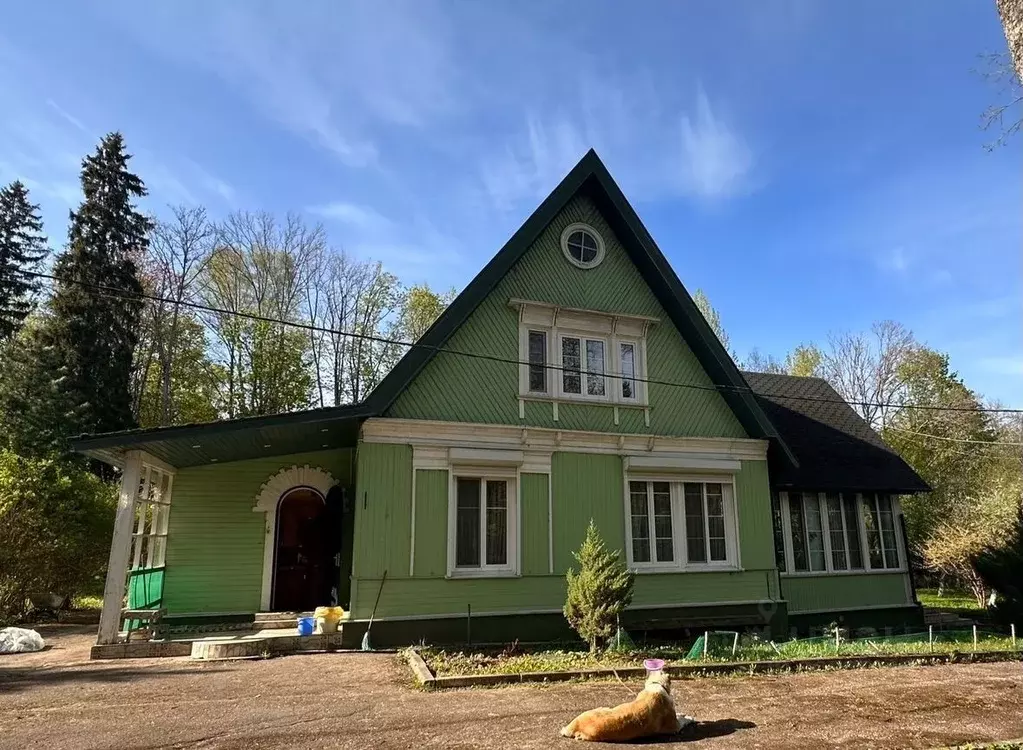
[[561, 224, 604, 269]]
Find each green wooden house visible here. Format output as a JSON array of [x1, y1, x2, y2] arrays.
[[78, 151, 929, 648]]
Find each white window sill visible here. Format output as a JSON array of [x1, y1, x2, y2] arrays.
[[780, 568, 908, 578], [446, 569, 520, 580], [629, 565, 742, 574], [520, 393, 649, 408]]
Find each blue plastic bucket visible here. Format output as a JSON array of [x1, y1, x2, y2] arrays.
[[297, 617, 315, 636]]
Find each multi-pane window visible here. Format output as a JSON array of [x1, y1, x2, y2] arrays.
[[527, 330, 547, 393], [775, 491, 902, 574], [516, 304, 648, 406], [620, 342, 636, 400], [627, 480, 736, 569], [862, 494, 901, 569], [561, 335, 607, 396], [454, 477, 512, 572]]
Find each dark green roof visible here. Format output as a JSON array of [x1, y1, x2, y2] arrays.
[[74, 149, 795, 469], [73, 404, 372, 468]]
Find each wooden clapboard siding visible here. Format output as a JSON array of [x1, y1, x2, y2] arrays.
[[162, 449, 353, 613], [782, 572, 912, 614], [384, 194, 746, 439]]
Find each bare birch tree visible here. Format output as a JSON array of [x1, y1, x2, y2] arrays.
[[821, 320, 915, 430]]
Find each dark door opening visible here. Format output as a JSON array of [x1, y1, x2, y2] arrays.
[[271, 488, 330, 612]]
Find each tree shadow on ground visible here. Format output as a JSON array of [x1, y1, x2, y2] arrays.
[[0, 664, 229, 693], [632, 719, 757, 744]]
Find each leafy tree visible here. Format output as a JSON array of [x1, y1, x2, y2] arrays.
[[785, 343, 823, 377], [564, 520, 634, 653], [11, 133, 151, 454], [692, 288, 730, 352], [743, 348, 785, 374], [0, 181, 47, 342], [135, 313, 224, 427], [0, 449, 115, 620], [131, 206, 215, 425], [394, 283, 455, 343], [201, 213, 319, 417]]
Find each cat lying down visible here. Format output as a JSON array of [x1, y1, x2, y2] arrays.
[[560, 671, 694, 742]]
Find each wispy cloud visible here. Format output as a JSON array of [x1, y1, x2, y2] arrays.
[[108, 2, 461, 168], [308, 201, 393, 231], [679, 88, 756, 201], [477, 77, 758, 212]]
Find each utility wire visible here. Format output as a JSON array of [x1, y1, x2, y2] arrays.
[[23, 269, 1023, 416], [884, 425, 1023, 448]]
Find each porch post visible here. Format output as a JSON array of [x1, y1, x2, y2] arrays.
[[97, 450, 143, 645]]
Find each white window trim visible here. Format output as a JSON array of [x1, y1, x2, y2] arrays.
[[560, 222, 606, 269], [446, 465, 520, 579], [519, 324, 650, 407], [623, 474, 740, 573], [778, 491, 907, 577], [558, 332, 611, 401]]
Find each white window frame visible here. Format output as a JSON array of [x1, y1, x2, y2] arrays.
[[558, 332, 610, 401], [560, 222, 606, 269], [778, 491, 907, 577], [447, 466, 519, 579], [624, 475, 740, 573], [517, 322, 649, 406]]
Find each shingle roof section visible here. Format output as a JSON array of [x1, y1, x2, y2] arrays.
[[741, 371, 930, 493]]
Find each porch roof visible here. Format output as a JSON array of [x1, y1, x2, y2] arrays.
[[71, 404, 374, 469]]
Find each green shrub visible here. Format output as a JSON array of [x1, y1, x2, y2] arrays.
[[0, 449, 115, 621], [563, 520, 634, 654]]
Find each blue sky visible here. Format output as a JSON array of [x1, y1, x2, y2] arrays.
[[1, 1, 1020, 405]]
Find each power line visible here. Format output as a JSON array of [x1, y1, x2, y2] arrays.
[[23, 269, 1023, 416], [885, 425, 1023, 448]]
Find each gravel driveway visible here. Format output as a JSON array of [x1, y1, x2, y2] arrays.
[[1, 625, 1022, 749]]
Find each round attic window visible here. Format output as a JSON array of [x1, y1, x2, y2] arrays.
[[560, 223, 605, 269]]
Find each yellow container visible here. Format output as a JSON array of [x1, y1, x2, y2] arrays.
[[313, 606, 344, 634]]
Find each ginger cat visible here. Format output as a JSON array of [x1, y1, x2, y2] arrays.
[[560, 671, 683, 742]]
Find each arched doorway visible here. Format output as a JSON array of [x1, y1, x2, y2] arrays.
[[271, 488, 330, 612]]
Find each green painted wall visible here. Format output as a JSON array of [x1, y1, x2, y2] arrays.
[[162, 449, 354, 613], [350, 441, 778, 620], [127, 568, 164, 609], [781, 573, 911, 613], [352, 443, 412, 588], [385, 194, 746, 438], [521, 473, 550, 576]]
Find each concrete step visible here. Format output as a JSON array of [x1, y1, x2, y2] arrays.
[[190, 631, 343, 660]]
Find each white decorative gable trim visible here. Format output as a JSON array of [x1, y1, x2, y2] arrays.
[[253, 465, 337, 514], [253, 464, 337, 610]]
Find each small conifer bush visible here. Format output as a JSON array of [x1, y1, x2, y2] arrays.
[[564, 520, 634, 653]]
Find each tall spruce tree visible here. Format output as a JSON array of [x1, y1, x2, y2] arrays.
[[0, 181, 47, 342], [45, 133, 150, 442]]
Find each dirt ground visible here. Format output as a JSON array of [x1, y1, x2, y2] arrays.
[[2, 625, 1022, 750]]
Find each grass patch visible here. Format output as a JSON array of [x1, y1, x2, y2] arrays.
[[421, 631, 1021, 677], [71, 594, 103, 610], [918, 588, 984, 612]]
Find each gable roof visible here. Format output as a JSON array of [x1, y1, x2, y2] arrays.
[[75, 149, 799, 469], [365, 150, 796, 466], [742, 371, 930, 493]]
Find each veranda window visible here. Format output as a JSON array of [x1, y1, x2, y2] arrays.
[[777, 491, 902, 574]]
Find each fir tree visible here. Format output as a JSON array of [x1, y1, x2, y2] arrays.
[[6, 133, 151, 452], [0, 181, 47, 342], [564, 520, 634, 653]]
